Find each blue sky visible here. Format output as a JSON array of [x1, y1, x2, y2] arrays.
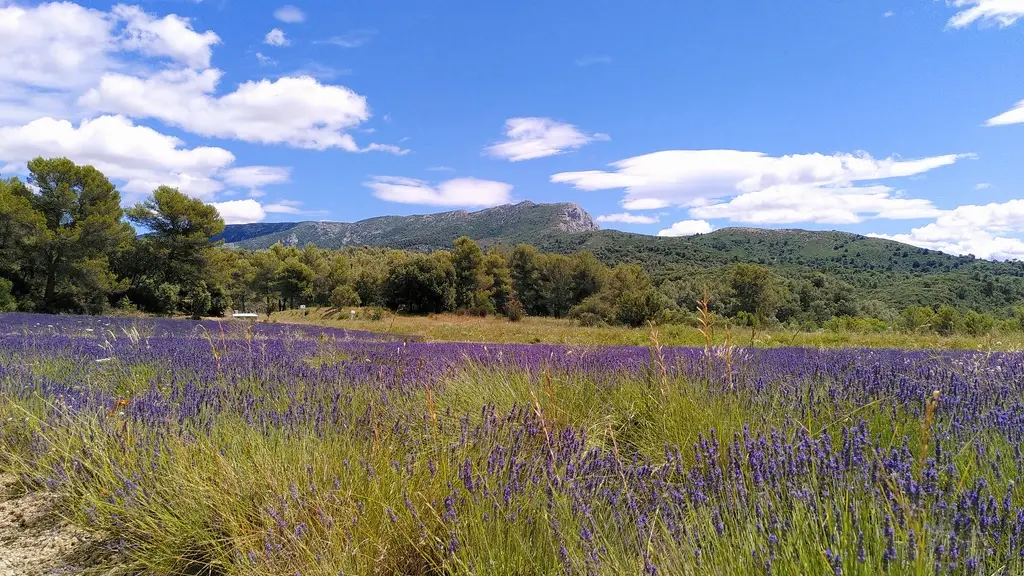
[[2, 1, 1024, 258]]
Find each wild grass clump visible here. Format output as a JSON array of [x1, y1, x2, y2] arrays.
[[2, 314, 1024, 575]]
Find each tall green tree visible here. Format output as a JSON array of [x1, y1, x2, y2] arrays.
[[483, 251, 514, 315], [27, 157, 132, 312], [274, 259, 315, 309], [451, 236, 488, 310], [510, 244, 543, 315], [727, 263, 785, 323], [0, 177, 45, 285], [384, 253, 456, 314], [126, 186, 225, 288]]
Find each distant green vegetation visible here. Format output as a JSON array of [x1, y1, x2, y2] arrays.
[[5, 156, 1024, 338]]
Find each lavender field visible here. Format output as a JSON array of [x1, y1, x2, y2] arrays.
[[2, 313, 1024, 575]]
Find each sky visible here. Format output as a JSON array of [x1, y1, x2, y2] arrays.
[[2, 1, 1024, 259]]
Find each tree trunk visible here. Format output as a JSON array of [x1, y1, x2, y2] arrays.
[[43, 254, 58, 311]]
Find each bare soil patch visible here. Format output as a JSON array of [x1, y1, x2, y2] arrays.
[[0, 474, 118, 576]]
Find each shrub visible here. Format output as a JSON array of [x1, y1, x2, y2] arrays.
[[330, 285, 362, 308], [963, 310, 995, 336], [189, 283, 212, 320], [575, 312, 606, 327], [505, 298, 525, 322], [0, 278, 15, 312]]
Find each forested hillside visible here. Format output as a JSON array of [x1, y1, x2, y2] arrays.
[[4, 157, 1024, 336], [223, 208, 1024, 316]]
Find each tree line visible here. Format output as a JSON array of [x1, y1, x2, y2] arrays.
[[2, 157, 1023, 336]]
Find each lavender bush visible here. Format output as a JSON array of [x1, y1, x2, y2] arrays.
[[1, 312, 1023, 575]]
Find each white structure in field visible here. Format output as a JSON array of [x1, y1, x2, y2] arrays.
[[232, 312, 258, 319]]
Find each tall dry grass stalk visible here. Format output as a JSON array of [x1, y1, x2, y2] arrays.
[[528, 385, 555, 462], [696, 289, 714, 355], [648, 325, 669, 399]]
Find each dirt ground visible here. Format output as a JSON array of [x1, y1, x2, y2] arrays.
[[0, 474, 116, 576]]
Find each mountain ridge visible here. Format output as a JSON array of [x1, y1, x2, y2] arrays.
[[215, 201, 1024, 313], [215, 201, 599, 250]]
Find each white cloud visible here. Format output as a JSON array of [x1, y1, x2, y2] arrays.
[[870, 198, 1024, 260], [595, 212, 659, 225], [976, 182, 992, 189], [361, 143, 410, 155], [211, 199, 266, 224], [552, 149, 966, 225], [884, 10, 895, 17], [264, 28, 289, 47], [222, 166, 291, 188], [690, 184, 942, 224], [255, 52, 276, 66], [113, 5, 220, 69], [0, 2, 220, 122], [622, 198, 670, 210], [947, 0, 1024, 28], [0, 2, 115, 90], [485, 117, 609, 161], [986, 99, 1024, 126], [0, 115, 294, 202], [0, 115, 234, 198], [80, 69, 379, 150], [317, 29, 377, 48], [273, 5, 305, 23], [263, 200, 303, 214], [657, 220, 714, 237], [366, 176, 513, 207]]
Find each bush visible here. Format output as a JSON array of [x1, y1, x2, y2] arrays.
[[575, 312, 606, 328], [154, 282, 180, 315], [330, 284, 362, 308], [505, 298, 525, 322], [189, 283, 212, 320], [0, 278, 15, 312], [569, 296, 615, 325], [963, 310, 995, 336], [113, 296, 140, 316], [934, 305, 961, 336]]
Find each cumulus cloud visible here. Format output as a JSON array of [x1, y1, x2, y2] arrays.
[[595, 212, 659, 225], [113, 5, 221, 69], [947, 0, 1024, 28], [657, 220, 714, 237], [986, 99, 1024, 126], [211, 199, 266, 224], [0, 1, 221, 122], [552, 149, 966, 225], [870, 199, 1024, 260], [485, 117, 608, 161], [264, 28, 289, 47], [0, 115, 234, 197], [222, 166, 291, 188], [273, 5, 305, 23], [366, 176, 513, 207], [0, 2, 116, 90], [690, 184, 942, 225], [80, 69, 381, 150], [0, 115, 294, 201]]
